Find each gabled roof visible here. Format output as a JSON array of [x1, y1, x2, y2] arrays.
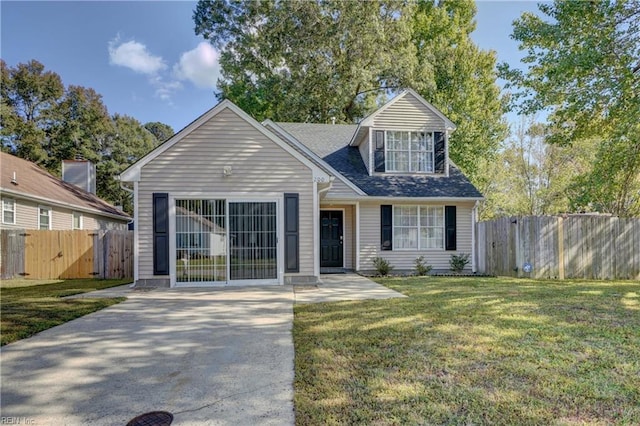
[[120, 100, 330, 183], [350, 89, 456, 146], [0, 152, 130, 220], [360, 89, 456, 129], [276, 122, 483, 199]]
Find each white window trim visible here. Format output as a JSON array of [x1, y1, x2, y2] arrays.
[[2, 198, 16, 224], [72, 211, 83, 230], [392, 205, 444, 251], [38, 205, 52, 230], [384, 130, 434, 173]]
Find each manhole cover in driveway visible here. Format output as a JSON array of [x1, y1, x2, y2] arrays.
[[126, 411, 173, 426]]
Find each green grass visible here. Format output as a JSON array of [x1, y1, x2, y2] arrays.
[[1, 278, 130, 346], [293, 277, 640, 425]]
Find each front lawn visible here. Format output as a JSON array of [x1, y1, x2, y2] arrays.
[[293, 277, 640, 425], [1, 278, 130, 346]]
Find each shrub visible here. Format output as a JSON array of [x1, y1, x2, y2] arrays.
[[414, 256, 432, 276], [372, 257, 394, 277], [450, 253, 470, 273]]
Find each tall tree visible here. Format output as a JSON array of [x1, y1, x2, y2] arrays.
[[144, 121, 174, 143], [193, 0, 505, 181], [501, 0, 640, 216], [1, 59, 171, 213], [0, 59, 64, 164], [412, 0, 507, 181], [479, 117, 595, 219], [194, 0, 417, 123], [99, 115, 158, 212]]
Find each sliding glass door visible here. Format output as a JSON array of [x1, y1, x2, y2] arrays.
[[229, 202, 277, 281], [175, 199, 277, 285]]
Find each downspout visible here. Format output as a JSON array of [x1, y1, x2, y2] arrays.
[[118, 176, 135, 227]]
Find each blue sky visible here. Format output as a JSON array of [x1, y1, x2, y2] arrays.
[[1, 1, 544, 133]]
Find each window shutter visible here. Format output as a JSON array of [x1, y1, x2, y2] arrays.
[[153, 193, 170, 275], [380, 205, 393, 251], [434, 132, 446, 173], [284, 193, 299, 272], [445, 205, 457, 251], [374, 130, 386, 172]]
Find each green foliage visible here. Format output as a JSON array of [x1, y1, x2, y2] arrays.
[[414, 256, 432, 276], [372, 257, 394, 277], [144, 121, 174, 143], [501, 0, 640, 216], [479, 117, 596, 219], [0, 59, 171, 214], [193, 0, 506, 180], [449, 253, 470, 272]]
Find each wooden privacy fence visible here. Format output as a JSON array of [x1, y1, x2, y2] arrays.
[[476, 216, 640, 280], [0, 229, 133, 280]]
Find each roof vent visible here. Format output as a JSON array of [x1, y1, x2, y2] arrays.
[[11, 171, 18, 185]]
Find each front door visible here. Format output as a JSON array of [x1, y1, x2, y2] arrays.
[[320, 210, 343, 267]]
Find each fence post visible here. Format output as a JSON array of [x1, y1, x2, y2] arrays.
[[558, 217, 565, 280]]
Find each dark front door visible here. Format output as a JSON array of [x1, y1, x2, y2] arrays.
[[320, 210, 343, 267]]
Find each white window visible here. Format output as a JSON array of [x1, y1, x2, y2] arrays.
[[2, 198, 16, 224], [73, 212, 82, 230], [393, 206, 443, 250], [386, 131, 433, 173], [38, 206, 51, 230]]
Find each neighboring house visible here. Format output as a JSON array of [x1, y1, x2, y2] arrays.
[[121, 89, 483, 287], [0, 152, 130, 230]]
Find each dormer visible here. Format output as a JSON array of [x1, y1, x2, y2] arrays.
[[349, 89, 456, 177]]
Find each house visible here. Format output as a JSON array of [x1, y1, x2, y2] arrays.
[[0, 152, 130, 230], [120, 90, 483, 287]]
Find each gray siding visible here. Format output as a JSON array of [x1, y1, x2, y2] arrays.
[[359, 201, 475, 272], [137, 108, 315, 280], [372, 92, 446, 131], [358, 132, 371, 175], [0, 197, 127, 230], [324, 179, 360, 198]]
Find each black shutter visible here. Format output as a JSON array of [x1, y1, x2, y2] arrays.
[[380, 205, 393, 251], [374, 130, 386, 172], [284, 193, 299, 272], [434, 132, 445, 173], [445, 205, 457, 251], [153, 193, 170, 275]]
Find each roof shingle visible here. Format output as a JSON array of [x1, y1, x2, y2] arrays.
[[275, 123, 483, 198], [1, 152, 130, 219]]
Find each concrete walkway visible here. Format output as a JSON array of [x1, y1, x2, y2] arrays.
[[0, 274, 403, 425]]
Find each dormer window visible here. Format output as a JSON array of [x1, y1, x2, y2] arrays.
[[374, 129, 445, 174], [386, 131, 434, 173]]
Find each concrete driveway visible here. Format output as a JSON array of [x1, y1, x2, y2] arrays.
[[0, 286, 295, 425], [0, 275, 404, 425]]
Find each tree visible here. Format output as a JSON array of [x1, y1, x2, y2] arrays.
[[478, 117, 595, 219], [500, 0, 640, 216], [1, 59, 171, 213], [0, 59, 64, 164], [194, 0, 417, 123], [412, 0, 507, 181], [194, 0, 506, 181], [144, 121, 174, 143], [99, 115, 158, 212]]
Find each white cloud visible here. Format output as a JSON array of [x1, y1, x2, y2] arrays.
[[173, 42, 220, 89], [108, 36, 166, 75], [150, 76, 183, 101]]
